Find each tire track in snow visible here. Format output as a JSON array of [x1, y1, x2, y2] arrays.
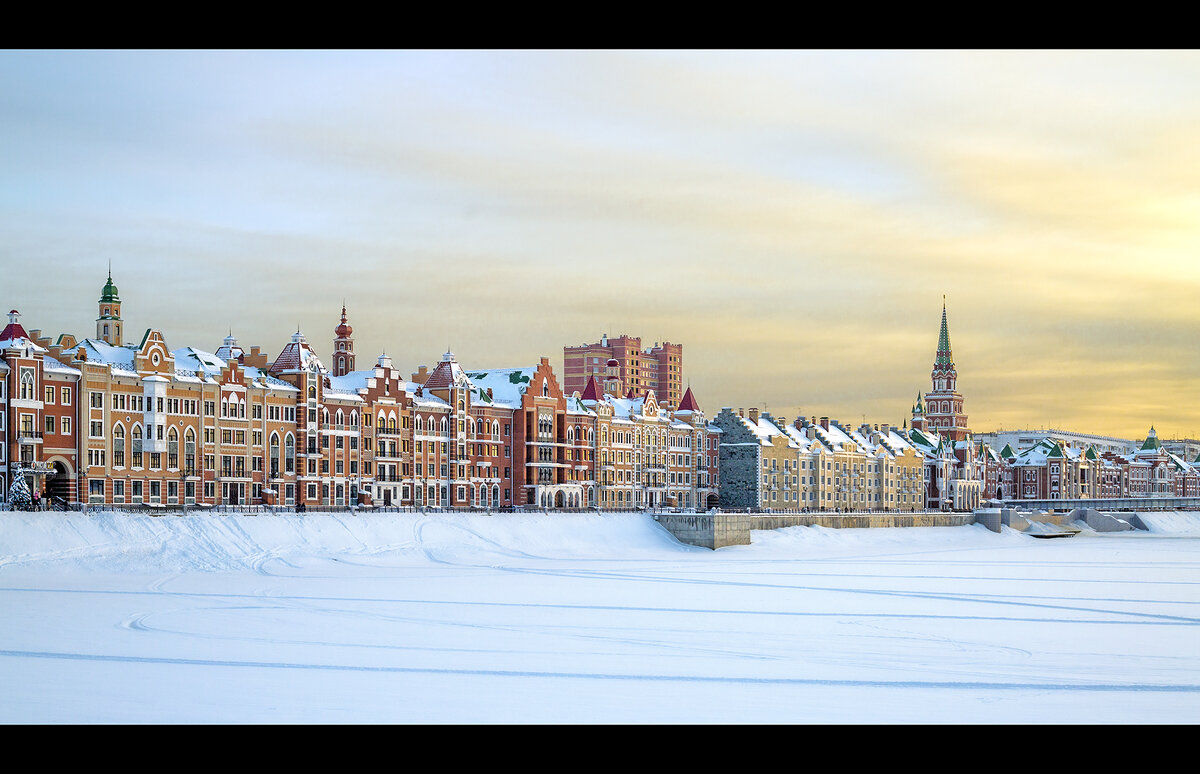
[[1, 648, 1196, 693], [1, 586, 1194, 627]]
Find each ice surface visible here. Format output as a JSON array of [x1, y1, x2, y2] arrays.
[[1, 511, 1198, 723]]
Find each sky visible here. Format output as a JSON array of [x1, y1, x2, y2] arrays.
[[3, 50, 1200, 440]]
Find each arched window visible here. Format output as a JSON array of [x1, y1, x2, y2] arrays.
[[336, 409, 344, 427], [167, 427, 178, 469], [185, 428, 196, 474], [440, 416, 447, 434], [542, 381, 549, 397], [19, 370, 34, 400], [284, 434, 295, 474], [131, 424, 143, 468], [492, 421, 499, 440], [308, 385, 316, 399], [350, 411, 358, 427], [270, 433, 280, 477], [415, 415, 423, 433], [113, 424, 126, 467]]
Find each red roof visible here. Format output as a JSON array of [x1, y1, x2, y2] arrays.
[[676, 386, 700, 412], [580, 375, 601, 401]]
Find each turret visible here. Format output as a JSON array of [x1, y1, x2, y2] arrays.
[[332, 303, 355, 377], [96, 267, 122, 345]]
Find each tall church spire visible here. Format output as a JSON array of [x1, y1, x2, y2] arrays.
[[934, 298, 954, 371], [922, 299, 968, 442]]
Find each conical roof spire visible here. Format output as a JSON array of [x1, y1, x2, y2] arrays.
[[934, 299, 954, 371]]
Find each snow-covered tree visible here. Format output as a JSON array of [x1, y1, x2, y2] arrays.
[[7, 470, 33, 511]]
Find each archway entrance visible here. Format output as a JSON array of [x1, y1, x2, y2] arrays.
[[47, 461, 71, 506]]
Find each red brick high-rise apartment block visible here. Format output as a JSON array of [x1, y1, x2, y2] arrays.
[[563, 334, 683, 409]]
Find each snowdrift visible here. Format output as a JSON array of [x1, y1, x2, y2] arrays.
[[0, 510, 700, 573]]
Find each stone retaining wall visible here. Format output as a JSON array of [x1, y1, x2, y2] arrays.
[[655, 511, 974, 549]]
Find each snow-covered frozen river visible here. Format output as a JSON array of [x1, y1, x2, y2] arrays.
[[1, 511, 1197, 723]]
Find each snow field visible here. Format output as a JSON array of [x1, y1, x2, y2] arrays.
[[1, 511, 1198, 723]]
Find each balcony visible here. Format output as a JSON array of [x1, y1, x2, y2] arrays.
[[17, 429, 43, 444], [376, 426, 403, 437]]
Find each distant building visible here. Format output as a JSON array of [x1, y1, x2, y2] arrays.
[[563, 334, 683, 409], [975, 429, 1135, 457]]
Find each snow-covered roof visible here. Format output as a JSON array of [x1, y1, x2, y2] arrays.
[[41, 358, 81, 377], [270, 331, 326, 374], [77, 338, 138, 376], [172, 346, 298, 391], [463, 368, 536, 409]]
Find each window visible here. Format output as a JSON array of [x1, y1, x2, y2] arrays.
[[20, 368, 35, 400], [61, 416, 71, 435], [44, 385, 55, 404], [113, 424, 126, 467], [132, 425, 143, 467], [45, 415, 55, 434], [61, 387, 70, 405]]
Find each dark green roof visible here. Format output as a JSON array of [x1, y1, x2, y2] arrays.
[[100, 271, 120, 303]]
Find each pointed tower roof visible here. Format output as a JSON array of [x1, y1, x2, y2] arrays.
[[215, 332, 244, 362], [914, 392, 924, 414], [1139, 426, 1162, 452], [580, 375, 601, 402], [0, 309, 32, 345], [933, 300, 954, 371], [676, 385, 700, 413], [100, 268, 120, 303], [335, 303, 352, 339], [423, 350, 469, 392]]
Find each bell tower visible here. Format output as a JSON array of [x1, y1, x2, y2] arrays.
[[332, 303, 355, 377], [96, 266, 122, 346]]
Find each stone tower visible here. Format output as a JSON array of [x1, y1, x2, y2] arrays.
[[921, 301, 969, 442]]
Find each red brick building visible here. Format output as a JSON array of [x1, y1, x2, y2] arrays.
[[564, 334, 683, 409]]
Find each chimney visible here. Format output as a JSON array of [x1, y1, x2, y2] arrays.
[[881, 423, 890, 435], [820, 417, 829, 431], [738, 408, 744, 418], [748, 407, 759, 424], [487, 387, 493, 398]]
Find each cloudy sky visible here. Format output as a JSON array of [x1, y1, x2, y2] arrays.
[[3, 50, 1199, 440]]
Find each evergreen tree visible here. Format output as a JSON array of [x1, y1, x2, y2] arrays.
[[7, 470, 33, 511]]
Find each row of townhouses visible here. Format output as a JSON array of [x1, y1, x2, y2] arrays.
[[1, 273, 720, 510], [3, 274, 1194, 513], [712, 303, 1193, 512]]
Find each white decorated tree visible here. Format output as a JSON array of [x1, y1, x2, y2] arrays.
[[7, 469, 33, 511]]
